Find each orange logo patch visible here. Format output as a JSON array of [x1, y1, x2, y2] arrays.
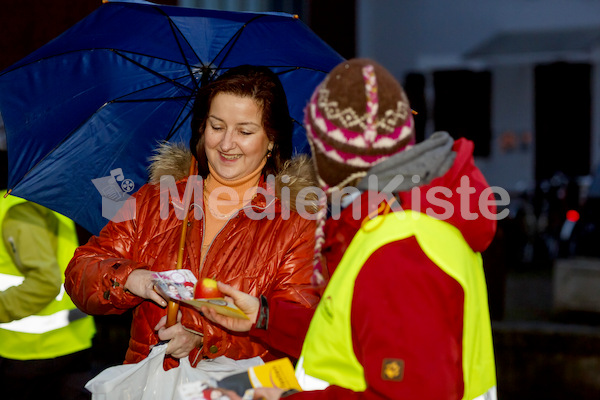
[[381, 358, 404, 381]]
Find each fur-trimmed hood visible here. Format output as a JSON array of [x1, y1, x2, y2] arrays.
[[147, 142, 318, 213]]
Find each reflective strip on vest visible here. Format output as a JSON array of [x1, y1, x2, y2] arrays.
[[295, 356, 330, 391], [473, 386, 497, 400], [0, 309, 72, 334], [0, 274, 24, 290], [297, 210, 497, 398], [0, 273, 74, 333]]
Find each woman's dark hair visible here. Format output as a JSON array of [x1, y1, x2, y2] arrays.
[[190, 65, 294, 178]]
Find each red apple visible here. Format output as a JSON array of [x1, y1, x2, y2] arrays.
[[194, 277, 223, 299]]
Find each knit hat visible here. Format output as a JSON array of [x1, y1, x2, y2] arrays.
[[305, 58, 415, 193], [305, 58, 415, 288]]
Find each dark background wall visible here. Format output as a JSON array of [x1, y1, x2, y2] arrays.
[[307, 0, 355, 60], [534, 62, 591, 181], [1, 0, 99, 71]]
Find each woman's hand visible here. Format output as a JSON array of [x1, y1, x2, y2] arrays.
[[124, 269, 168, 307], [201, 281, 260, 332], [154, 311, 203, 359]]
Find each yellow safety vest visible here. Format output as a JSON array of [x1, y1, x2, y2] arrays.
[[297, 210, 497, 399], [0, 192, 95, 360]]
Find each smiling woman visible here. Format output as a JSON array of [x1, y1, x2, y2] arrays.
[[64, 65, 321, 371]]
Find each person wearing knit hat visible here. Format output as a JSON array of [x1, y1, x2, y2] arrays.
[[305, 58, 418, 287], [202, 58, 499, 400]]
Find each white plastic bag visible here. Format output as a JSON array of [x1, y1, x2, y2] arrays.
[[86, 344, 263, 400]]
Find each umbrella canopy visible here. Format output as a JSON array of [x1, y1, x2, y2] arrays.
[[0, 1, 344, 235]]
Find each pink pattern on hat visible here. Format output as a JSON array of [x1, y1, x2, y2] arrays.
[[307, 120, 411, 166], [305, 95, 414, 168], [363, 65, 378, 146]]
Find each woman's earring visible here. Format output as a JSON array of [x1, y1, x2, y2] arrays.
[[266, 149, 272, 158]]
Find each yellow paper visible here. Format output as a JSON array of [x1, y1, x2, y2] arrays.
[[181, 298, 249, 319], [247, 358, 302, 391]]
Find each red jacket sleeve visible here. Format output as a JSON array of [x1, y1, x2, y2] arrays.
[[247, 216, 319, 360], [64, 218, 148, 315], [288, 237, 465, 399], [249, 297, 315, 360]]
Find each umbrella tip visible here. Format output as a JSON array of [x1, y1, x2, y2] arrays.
[[293, 14, 299, 19], [4, 189, 11, 198]]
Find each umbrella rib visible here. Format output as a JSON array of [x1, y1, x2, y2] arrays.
[[165, 101, 195, 141], [112, 49, 194, 94], [8, 95, 191, 191], [7, 46, 201, 190], [112, 96, 191, 103], [208, 14, 268, 71], [152, 6, 202, 90], [268, 64, 334, 75], [111, 94, 194, 141], [5, 49, 197, 190], [107, 66, 198, 104], [207, 14, 334, 76], [0, 48, 193, 78]]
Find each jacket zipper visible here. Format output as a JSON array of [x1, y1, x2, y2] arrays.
[[198, 197, 277, 275], [199, 209, 240, 274]]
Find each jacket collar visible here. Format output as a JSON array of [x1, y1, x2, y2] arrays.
[[147, 142, 318, 214]]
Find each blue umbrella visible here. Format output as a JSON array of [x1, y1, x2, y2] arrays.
[[0, 1, 344, 235]]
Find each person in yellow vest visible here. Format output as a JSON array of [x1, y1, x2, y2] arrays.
[[203, 58, 500, 399], [0, 190, 96, 400]]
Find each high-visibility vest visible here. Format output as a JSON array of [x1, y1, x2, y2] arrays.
[[0, 192, 95, 360], [296, 210, 497, 399]]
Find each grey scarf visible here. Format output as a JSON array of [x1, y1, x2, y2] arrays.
[[356, 131, 456, 192]]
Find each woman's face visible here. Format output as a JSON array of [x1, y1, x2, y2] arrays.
[[202, 92, 274, 181]]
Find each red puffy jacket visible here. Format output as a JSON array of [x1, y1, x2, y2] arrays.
[[65, 145, 319, 368]]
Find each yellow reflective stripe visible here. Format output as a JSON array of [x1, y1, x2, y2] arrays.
[[0, 309, 72, 334], [0, 315, 95, 360]]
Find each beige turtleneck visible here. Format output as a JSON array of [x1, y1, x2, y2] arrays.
[[201, 158, 267, 258]]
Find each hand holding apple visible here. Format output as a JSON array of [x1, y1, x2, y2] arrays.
[[194, 277, 224, 299], [200, 281, 259, 331]]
